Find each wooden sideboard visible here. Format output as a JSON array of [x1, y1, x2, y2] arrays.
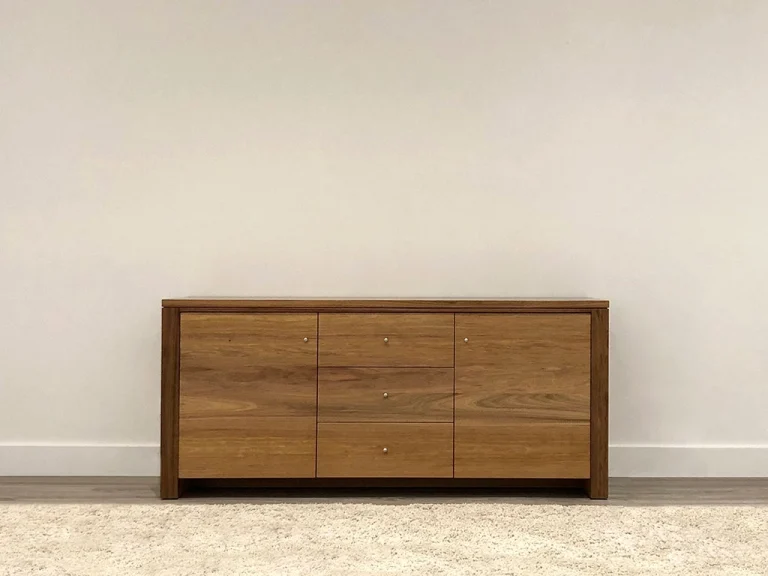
[[161, 299, 609, 499]]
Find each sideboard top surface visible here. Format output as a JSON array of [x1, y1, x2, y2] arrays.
[[162, 298, 609, 311]]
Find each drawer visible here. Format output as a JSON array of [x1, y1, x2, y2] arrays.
[[181, 313, 318, 418], [317, 423, 453, 477], [319, 313, 453, 367], [454, 422, 590, 479], [181, 366, 317, 418], [455, 314, 590, 422], [318, 368, 454, 422], [181, 313, 317, 368], [179, 416, 316, 478]]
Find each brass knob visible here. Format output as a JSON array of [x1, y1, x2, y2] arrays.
[[304, 337, 309, 343], [384, 337, 389, 343], [382, 447, 388, 454], [464, 337, 469, 343], [383, 392, 389, 399]]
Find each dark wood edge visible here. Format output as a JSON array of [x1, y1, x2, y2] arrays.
[[162, 299, 609, 311], [160, 307, 181, 499], [589, 308, 609, 499], [184, 478, 586, 490], [168, 307, 603, 314]]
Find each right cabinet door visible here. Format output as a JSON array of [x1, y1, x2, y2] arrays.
[[455, 314, 591, 478]]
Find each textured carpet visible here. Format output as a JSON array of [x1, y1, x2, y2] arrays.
[[1, 503, 766, 575]]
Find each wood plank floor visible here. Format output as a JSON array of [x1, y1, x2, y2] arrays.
[[1, 477, 767, 505]]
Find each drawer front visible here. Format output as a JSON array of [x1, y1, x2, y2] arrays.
[[180, 313, 318, 417], [181, 313, 317, 368], [454, 422, 590, 478], [179, 417, 316, 478], [318, 368, 454, 423], [319, 313, 454, 367], [181, 366, 317, 419], [455, 314, 590, 422], [317, 423, 453, 477]]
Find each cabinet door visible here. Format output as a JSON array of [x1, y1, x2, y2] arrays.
[[454, 314, 591, 478], [179, 313, 317, 478]]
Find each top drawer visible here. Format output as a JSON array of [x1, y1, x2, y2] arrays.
[[181, 313, 317, 367], [319, 314, 454, 367]]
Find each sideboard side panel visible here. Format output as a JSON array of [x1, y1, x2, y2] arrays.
[[161, 307, 181, 499], [589, 308, 609, 499]]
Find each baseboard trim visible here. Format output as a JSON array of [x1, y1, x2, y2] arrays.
[[0, 444, 159, 476], [610, 445, 768, 477], [1, 444, 766, 477]]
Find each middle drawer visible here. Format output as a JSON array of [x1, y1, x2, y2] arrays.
[[319, 367, 454, 423]]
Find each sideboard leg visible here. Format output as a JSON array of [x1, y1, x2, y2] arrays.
[[161, 480, 179, 500], [161, 307, 181, 500], [589, 309, 609, 499]]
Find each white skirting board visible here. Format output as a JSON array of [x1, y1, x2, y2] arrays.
[[0, 444, 766, 477], [0, 444, 160, 476], [609, 445, 768, 477]]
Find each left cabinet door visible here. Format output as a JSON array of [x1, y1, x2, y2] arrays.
[[178, 313, 318, 478]]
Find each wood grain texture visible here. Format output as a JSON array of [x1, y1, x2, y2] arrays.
[[161, 301, 610, 494], [181, 365, 317, 419], [454, 314, 591, 480], [589, 309, 609, 499], [178, 313, 318, 478], [179, 417, 316, 478], [319, 313, 454, 367], [455, 314, 591, 422], [454, 423, 590, 479], [317, 423, 453, 478], [161, 307, 180, 499], [163, 298, 610, 311], [318, 368, 454, 422], [180, 313, 317, 418], [181, 313, 317, 368]]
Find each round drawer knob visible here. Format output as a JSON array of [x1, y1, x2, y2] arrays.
[[464, 337, 469, 343], [383, 337, 389, 343], [383, 392, 389, 399], [382, 447, 388, 454], [303, 337, 309, 343]]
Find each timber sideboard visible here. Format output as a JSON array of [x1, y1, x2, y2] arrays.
[[161, 298, 609, 499]]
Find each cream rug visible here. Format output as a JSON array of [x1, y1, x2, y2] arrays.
[[1, 503, 766, 575]]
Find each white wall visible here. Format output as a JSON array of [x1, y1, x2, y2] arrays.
[[1, 1, 767, 477]]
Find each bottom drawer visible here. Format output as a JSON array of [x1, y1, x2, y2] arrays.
[[317, 423, 453, 478], [454, 422, 590, 479], [179, 417, 316, 478]]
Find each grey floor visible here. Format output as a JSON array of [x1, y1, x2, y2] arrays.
[[1, 477, 767, 505]]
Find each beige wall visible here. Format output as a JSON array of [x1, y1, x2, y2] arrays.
[[1, 1, 767, 475]]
